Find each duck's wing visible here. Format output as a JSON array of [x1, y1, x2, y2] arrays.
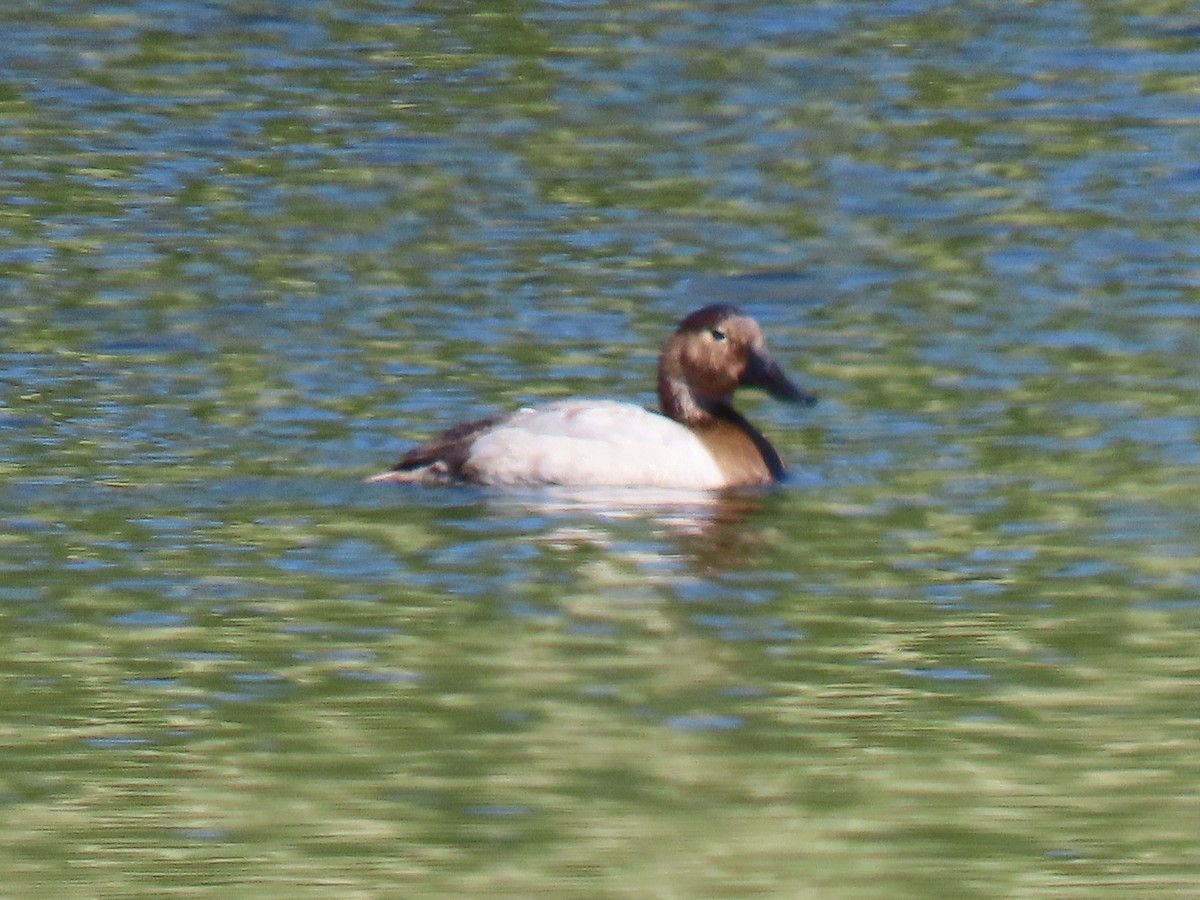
[[366, 414, 505, 484]]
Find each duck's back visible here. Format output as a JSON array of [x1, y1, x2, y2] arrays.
[[464, 400, 728, 488]]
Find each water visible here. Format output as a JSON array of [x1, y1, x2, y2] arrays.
[[3, 1, 1200, 897]]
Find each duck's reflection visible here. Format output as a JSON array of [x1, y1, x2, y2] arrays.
[[477, 486, 778, 571]]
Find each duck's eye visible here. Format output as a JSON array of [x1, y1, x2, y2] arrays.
[[709, 328, 727, 342]]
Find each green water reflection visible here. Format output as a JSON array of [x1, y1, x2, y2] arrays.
[[3, 1, 1200, 898]]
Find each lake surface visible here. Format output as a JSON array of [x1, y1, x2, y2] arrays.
[[3, 1, 1200, 897]]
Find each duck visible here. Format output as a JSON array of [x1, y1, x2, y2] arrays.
[[367, 304, 816, 490]]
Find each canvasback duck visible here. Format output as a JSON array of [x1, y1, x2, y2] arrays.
[[367, 304, 816, 489]]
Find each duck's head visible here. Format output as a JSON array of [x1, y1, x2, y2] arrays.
[[658, 304, 816, 423]]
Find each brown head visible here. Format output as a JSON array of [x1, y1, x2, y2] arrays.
[[657, 304, 816, 424]]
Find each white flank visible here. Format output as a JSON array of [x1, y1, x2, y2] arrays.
[[464, 401, 727, 489]]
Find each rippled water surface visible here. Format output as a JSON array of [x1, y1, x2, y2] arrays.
[[4, 1, 1200, 897]]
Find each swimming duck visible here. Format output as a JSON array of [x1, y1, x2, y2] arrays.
[[367, 304, 815, 489]]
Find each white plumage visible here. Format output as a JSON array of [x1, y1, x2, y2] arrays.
[[465, 401, 727, 489]]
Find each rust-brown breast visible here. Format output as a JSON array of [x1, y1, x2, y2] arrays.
[[693, 410, 786, 488]]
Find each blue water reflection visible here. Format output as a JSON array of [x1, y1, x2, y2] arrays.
[[3, 0, 1200, 895]]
